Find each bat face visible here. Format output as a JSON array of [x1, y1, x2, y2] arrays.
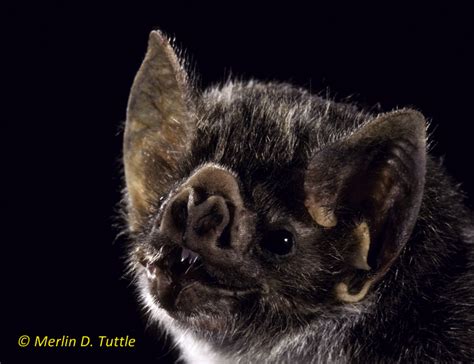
[[124, 31, 427, 354], [134, 162, 330, 332], [130, 92, 347, 336]]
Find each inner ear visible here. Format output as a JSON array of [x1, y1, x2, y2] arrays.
[[343, 134, 425, 274], [304, 109, 426, 301]]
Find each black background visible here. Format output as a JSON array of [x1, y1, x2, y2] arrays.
[[3, 2, 473, 363]]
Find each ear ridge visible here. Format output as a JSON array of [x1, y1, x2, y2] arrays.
[[124, 30, 194, 230], [364, 109, 426, 274], [348, 108, 426, 146]]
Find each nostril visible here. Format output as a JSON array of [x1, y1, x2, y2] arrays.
[[191, 187, 209, 206], [217, 222, 232, 248], [217, 202, 234, 248], [171, 199, 188, 230]]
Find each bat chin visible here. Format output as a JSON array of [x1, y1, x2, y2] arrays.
[[138, 245, 260, 325]]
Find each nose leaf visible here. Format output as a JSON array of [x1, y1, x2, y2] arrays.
[[161, 186, 231, 249], [158, 165, 253, 266], [188, 193, 230, 237]]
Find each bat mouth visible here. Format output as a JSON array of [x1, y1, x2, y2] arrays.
[[139, 245, 258, 313]]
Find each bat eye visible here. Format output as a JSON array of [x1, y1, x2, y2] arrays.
[[261, 229, 294, 256]]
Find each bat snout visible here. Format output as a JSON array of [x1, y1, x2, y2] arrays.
[[159, 164, 253, 267]]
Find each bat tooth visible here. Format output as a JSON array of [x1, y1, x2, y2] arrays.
[[189, 250, 199, 261], [180, 247, 200, 266], [181, 248, 191, 262]]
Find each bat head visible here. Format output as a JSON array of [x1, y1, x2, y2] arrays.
[[124, 31, 426, 351]]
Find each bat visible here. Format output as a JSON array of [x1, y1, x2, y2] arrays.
[[122, 30, 474, 363]]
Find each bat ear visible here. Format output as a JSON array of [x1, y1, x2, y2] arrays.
[[124, 30, 194, 230], [304, 109, 427, 302]]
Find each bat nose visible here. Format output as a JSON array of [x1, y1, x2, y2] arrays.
[[159, 187, 235, 263], [158, 164, 255, 267]]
